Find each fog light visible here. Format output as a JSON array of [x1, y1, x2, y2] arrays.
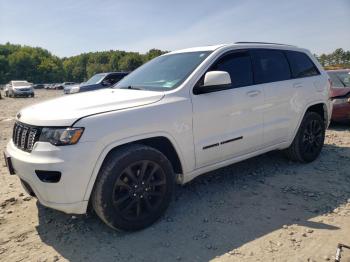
[[35, 170, 61, 183]]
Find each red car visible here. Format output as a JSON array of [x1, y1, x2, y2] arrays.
[[327, 69, 350, 123]]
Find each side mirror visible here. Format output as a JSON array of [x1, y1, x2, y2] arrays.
[[203, 71, 231, 87], [194, 71, 231, 94]]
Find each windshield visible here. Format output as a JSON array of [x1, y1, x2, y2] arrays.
[[328, 71, 350, 88], [85, 73, 107, 85], [114, 51, 212, 91], [12, 81, 31, 87]]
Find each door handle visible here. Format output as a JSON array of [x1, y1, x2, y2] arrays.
[[293, 83, 303, 88], [246, 90, 261, 97]]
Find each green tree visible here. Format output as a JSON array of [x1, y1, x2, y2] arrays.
[[3, 42, 349, 84], [118, 53, 144, 71], [145, 48, 166, 61]]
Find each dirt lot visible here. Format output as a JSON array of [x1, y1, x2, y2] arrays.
[[0, 89, 350, 262]]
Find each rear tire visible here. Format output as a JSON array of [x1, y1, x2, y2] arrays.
[[284, 112, 325, 162], [91, 144, 175, 231]]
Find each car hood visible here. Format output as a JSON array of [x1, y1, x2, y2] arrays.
[[17, 89, 164, 126], [330, 87, 350, 98]]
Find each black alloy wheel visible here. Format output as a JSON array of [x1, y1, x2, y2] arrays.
[[92, 144, 174, 231], [301, 119, 323, 157], [284, 111, 325, 162], [112, 160, 167, 221]]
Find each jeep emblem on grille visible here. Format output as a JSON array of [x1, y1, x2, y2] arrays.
[[16, 112, 21, 119]]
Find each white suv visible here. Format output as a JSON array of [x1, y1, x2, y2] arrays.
[[4, 42, 332, 231]]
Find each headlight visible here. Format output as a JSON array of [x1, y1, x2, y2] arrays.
[[39, 127, 84, 146]]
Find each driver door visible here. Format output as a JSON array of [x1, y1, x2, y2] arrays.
[[191, 50, 264, 168]]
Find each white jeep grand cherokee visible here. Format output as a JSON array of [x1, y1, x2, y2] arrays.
[[4, 42, 332, 231]]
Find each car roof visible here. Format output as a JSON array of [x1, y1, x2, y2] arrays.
[[104, 72, 129, 75], [169, 44, 227, 54], [167, 42, 304, 55], [327, 69, 350, 72]]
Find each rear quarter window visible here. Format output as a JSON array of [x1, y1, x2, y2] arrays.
[[251, 49, 291, 84], [285, 51, 319, 78]]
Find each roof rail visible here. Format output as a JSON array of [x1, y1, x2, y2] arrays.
[[235, 41, 295, 47]]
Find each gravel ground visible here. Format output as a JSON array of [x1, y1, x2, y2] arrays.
[[0, 89, 350, 262]]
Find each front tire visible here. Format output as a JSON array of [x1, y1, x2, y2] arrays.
[[91, 144, 175, 231], [284, 112, 325, 162]]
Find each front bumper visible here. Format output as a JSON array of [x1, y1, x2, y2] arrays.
[[5, 139, 98, 214], [13, 90, 34, 96]]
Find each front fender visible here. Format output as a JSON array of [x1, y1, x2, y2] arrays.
[[82, 131, 186, 202]]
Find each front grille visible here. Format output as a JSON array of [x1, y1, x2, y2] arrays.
[[12, 122, 41, 152], [18, 88, 30, 92]]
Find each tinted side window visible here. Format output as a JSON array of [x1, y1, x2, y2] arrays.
[[105, 74, 123, 84], [285, 51, 319, 78], [211, 51, 253, 88], [251, 49, 291, 84]]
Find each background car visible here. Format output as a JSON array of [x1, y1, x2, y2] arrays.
[[63, 83, 81, 94], [54, 82, 75, 90], [33, 84, 45, 89], [66, 72, 128, 94], [45, 83, 55, 89], [327, 69, 350, 123], [4, 80, 35, 98]]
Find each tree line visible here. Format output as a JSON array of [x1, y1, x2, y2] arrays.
[[0, 43, 349, 84], [315, 48, 350, 69], [0, 43, 165, 84]]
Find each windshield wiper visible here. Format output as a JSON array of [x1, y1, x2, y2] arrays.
[[119, 86, 143, 90]]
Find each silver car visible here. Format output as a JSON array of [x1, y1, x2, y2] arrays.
[[4, 81, 35, 98]]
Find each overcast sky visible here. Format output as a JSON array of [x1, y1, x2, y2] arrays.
[[1, 0, 349, 57]]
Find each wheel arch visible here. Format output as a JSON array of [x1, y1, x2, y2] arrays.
[[83, 133, 184, 204], [305, 103, 328, 125], [290, 101, 329, 145]]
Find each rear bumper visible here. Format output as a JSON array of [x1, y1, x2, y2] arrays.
[[332, 102, 350, 122], [5, 140, 98, 214]]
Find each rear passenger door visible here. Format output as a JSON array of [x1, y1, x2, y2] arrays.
[[284, 50, 322, 137], [250, 49, 295, 147]]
